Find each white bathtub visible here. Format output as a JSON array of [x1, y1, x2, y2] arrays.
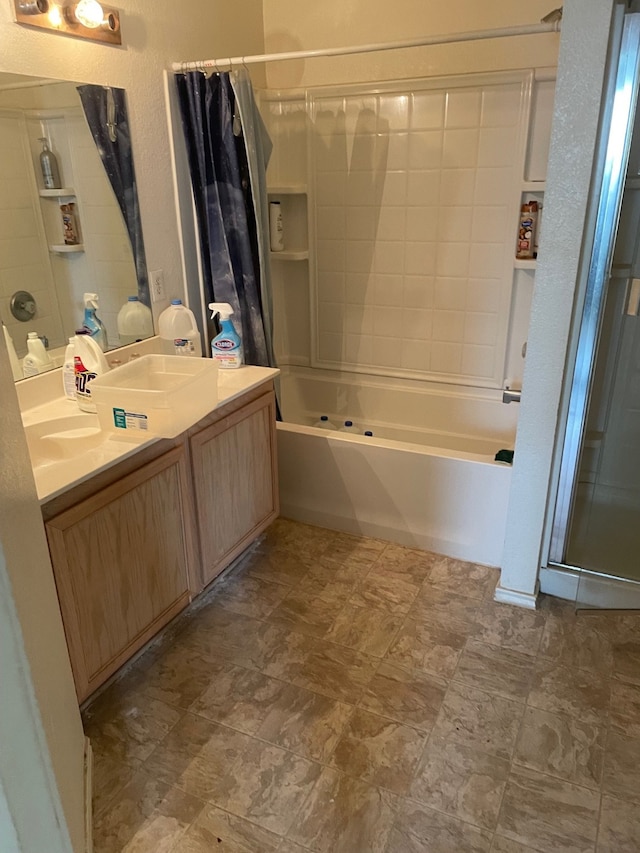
[[277, 367, 517, 567]]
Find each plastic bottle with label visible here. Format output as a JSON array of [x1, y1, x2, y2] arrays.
[[62, 337, 77, 400], [117, 295, 154, 345], [209, 303, 244, 368], [22, 332, 54, 378], [313, 415, 337, 430], [158, 299, 202, 357], [74, 330, 110, 412], [39, 137, 61, 190]]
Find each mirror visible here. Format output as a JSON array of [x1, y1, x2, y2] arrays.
[[0, 72, 152, 380]]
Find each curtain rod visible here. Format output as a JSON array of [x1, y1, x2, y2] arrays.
[[171, 21, 561, 73]]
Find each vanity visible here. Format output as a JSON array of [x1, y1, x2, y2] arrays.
[[18, 355, 279, 703]]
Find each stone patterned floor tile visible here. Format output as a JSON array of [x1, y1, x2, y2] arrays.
[[242, 547, 316, 586], [496, 765, 600, 853], [427, 556, 499, 601], [471, 600, 546, 656], [367, 542, 435, 583], [322, 531, 387, 567], [325, 601, 404, 657], [538, 611, 614, 675], [277, 841, 311, 853], [178, 606, 265, 666], [409, 586, 482, 633], [453, 640, 536, 701], [409, 734, 510, 830], [257, 682, 353, 762], [597, 794, 640, 853], [609, 679, 640, 737], [211, 737, 322, 836], [602, 729, 640, 804], [387, 799, 493, 853], [189, 662, 290, 734], [242, 622, 314, 680], [292, 641, 378, 703], [215, 573, 291, 619], [268, 588, 345, 637], [142, 713, 251, 802], [177, 803, 282, 852], [431, 682, 525, 761], [84, 693, 183, 768], [386, 616, 466, 678], [349, 572, 421, 614], [514, 706, 604, 790], [330, 708, 427, 794], [288, 767, 399, 853], [91, 751, 138, 820], [528, 658, 611, 727], [490, 835, 545, 852], [359, 661, 447, 731], [612, 638, 640, 686], [92, 769, 202, 853]]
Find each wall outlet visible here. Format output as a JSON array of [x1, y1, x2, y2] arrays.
[[150, 269, 165, 303]]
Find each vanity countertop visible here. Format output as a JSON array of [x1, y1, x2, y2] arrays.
[[22, 365, 279, 504]]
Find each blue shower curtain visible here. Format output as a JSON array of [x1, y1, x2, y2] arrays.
[[175, 69, 276, 368], [77, 85, 149, 306]]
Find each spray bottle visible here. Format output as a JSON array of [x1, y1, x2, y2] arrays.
[[209, 303, 243, 368], [83, 292, 108, 351]]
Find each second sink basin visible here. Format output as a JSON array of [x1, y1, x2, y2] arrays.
[[24, 413, 104, 468]]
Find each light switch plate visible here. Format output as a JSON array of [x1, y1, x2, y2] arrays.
[[150, 269, 165, 303]]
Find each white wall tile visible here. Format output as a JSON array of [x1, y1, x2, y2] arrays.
[[435, 277, 467, 310], [378, 94, 410, 131], [345, 240, 375, 273], [445, 91, 481, 129], [481, 85, 522, 128], [345, 303, 374, 335], [370, 338, 403, 367], [461, 344, 496, 378], [431, 341, 462, 374], [471, 205, 508, 243], [318, 238, 346, 272], [373, 305, 404, 336], [477, 127, 517, 168], [410, 92, 445, 130], [318, 301, 346, 333], [344, 333, 373, 364], [442, 129, 479, 169], [470, 242, 505, 279], [373, 241, 405, 274], [402, 307, 433, 339], [401, 339, 431, 370], [407, 170, 441, 206], [474, 167, 513, 206], [318, 332, 344, 362], [405, 241, 437, 275], [403, 276, 434, 308], [345, 272, 372, 303], [439, 169, 476, 206], [373, 274, 403, 306], [409, 131, 443, 169], [316, 172, 347, 205], [464, 312, 499, 346], [405, 206, 438, 242], [432, 310, 465, 342], [381, 171, 408, 205], [386, 133, 409, 170], [317, 271, 345, 301], [436, 242, 470, 277], [346, 206, 377, 240], [466, 278, 501, 312], [437, 206, 473, 243], [376, 207, 407, 241], [317, 206, 347, 239]]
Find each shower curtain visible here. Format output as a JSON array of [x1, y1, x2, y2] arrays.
[[175, 69, 276, 368], [76, 85, 149, 306]]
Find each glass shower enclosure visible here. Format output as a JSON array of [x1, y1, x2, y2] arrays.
[[549, 11, 640, 607]]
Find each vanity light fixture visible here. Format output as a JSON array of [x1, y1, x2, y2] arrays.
[[14, 0, 121, 45]]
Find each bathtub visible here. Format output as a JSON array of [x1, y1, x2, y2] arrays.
[[276, 367, 518, 567]]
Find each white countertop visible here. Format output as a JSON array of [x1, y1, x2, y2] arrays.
[[21, 365, 279, 504]]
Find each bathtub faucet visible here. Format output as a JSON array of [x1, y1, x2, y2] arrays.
[[502, 387, 522, 404]]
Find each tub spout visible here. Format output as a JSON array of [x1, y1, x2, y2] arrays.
[[502, 387, 521, 404]]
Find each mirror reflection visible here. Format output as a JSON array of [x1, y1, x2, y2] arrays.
[[0, 73, 152, 381]]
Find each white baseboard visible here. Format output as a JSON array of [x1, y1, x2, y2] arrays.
[[494, 582, 539, 610], [84, 737, 93, 853]]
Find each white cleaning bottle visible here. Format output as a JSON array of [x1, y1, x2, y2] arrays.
[[74, 330, 110, 412], [157, 299, 202, 357], [62, 336, 77, 400], [2, 323, 22, 382], [209, 303, 243, 368], [83, 292, 108, 351], [22, 332, 54, 378], [117, 295, 154, 345]]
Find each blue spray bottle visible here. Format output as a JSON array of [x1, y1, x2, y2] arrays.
[[209, 303, 243, 368], [83, 292, 108, 351]]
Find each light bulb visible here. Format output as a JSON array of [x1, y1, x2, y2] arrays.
[[74, 0, 104, 27], [47, 4, 62, 25]]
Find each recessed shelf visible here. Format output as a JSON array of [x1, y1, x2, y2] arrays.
[[39, 188, 76, 198], [522, 181, 546, 192], [267, 185, 307, 195], [514, 258, 537, 270], [270, 249, 309, 261], [49, 243, 84, 254]]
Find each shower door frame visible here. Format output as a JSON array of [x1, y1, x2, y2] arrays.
[[548, 11, 640, 580]]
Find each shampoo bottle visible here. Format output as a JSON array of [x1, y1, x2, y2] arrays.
[[74, 330, 110, 413], [83, 292, 108, 351], [2, 323, 22, 382], [38, 137, 61, 190], [22, 332, 54, 378], [209, 303, 243, 368]]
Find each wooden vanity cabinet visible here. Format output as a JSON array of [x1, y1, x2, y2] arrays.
[[42, 382, 278, 702], [45, 446, 195, 702], [189, 388, 279, 587]]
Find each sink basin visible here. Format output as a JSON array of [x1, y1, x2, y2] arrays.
[[24, 413, 104, 468]]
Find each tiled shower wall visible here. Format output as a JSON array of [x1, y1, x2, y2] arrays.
[[264, 72, 554, 392]]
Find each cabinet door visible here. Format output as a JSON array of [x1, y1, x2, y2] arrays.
[[190, 390, 279, 586], [46, 447, 194, 702]]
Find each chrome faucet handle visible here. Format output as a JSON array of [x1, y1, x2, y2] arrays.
[[502, 387, 522, 404]]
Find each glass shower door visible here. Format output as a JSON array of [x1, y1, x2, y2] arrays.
[[550, 11, 640, 602]]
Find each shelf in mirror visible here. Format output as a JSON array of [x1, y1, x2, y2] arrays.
[[39, 188, 76, 198], [270, 249, 309, 261], [49, 243, 84, 254], [267, 185, 307, 195], [514, 258, 537, 270]]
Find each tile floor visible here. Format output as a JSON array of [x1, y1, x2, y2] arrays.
[[84, 518, 640, 853]]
